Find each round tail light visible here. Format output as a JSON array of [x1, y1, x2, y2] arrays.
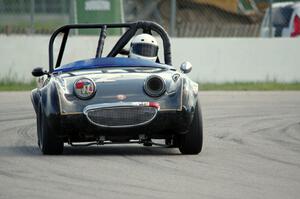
[[74, 78, 96, 100], [144, 76, 166, 97]]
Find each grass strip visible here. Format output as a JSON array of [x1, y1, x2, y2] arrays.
[[0, 80, 36, 91], [199, 82, 300, 91], [1, 81, 300, 91]]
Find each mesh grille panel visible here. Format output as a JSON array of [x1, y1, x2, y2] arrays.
[[86, 107, 157, 127]]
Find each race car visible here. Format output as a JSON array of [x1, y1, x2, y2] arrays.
[[31, 21, 203, 155]]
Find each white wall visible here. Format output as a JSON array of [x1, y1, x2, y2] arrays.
[[0, 35, 299, 82], [174, 38, 299, 82]]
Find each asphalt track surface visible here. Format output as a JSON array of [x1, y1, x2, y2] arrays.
[[0, 91, 300, 199]]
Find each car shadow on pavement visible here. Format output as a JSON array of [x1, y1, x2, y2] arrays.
[[62, 145, 181, 156], [0, 145, 41, 157], [1, 145, 181, 156]]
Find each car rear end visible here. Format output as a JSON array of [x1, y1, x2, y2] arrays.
[[290, 4, 300, 37], [54, 69, 194, 143], [260, 2, 300, 37]]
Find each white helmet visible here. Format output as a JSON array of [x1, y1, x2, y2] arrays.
[[129, 33, 158, 62]]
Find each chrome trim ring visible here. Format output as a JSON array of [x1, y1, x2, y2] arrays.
[[73, 78, 96, 100], [144, 75, 166, 97]]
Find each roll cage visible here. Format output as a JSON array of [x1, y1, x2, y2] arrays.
[[49, 21, 172, 73]]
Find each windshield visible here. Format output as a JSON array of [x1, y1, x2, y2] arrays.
[[272, 6, 293, 27]]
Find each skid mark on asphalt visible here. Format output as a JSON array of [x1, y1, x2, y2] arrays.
[[281, 122, 300, 142], [0, 116, 35, 123], [247, 150, 300, 169]]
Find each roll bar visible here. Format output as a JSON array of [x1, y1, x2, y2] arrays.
[[48, 21, 172, 72]]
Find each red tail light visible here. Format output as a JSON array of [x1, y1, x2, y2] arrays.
[[291, 15, 300, 37], [149, 102, 160, 110]]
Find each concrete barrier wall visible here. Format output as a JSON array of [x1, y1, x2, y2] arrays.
[[0, 35, 299, 82]]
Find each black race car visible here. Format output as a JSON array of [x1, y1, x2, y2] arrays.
[[31, 21, 203, 155]]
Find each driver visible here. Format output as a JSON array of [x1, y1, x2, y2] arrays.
[[129, 33, 159, 62]]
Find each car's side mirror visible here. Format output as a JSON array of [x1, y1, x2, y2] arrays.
[[32, 67, 47, 77], [180, 61, 192, 74]]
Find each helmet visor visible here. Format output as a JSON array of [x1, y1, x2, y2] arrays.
[[131, 43, 158, 57]]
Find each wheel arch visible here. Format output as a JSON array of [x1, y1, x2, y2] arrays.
[[40, 80, 61, 117], [39, 80, 62, 132], [181, 77, 199, 113], [30, 88, 40, 114]]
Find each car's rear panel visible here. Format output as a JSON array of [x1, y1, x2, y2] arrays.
[[55, 70, 183, 114], [49, 69, 197, 140]]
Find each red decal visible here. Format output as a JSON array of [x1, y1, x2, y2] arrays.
[[76, 81, 84, 89]]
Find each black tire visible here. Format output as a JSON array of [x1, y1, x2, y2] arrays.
[[178, 100, 203, 154], [39, 107, 63, 155]]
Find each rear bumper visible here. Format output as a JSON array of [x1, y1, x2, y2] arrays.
[[58, 109, 193, 141]]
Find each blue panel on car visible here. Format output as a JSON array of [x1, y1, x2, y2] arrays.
[[53, 57, 173, 73]]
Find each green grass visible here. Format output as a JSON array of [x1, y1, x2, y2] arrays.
[[0, 80, 36, 91], [199, 82, 300, 91], [1, 80, 300, 91]]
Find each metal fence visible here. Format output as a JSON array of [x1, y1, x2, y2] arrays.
[[0, 0, 299, 37], [0, 0, 72, 34]]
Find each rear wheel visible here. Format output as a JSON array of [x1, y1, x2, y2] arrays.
[[178, 100, 203, 154], [39, 107, 63, 155]]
